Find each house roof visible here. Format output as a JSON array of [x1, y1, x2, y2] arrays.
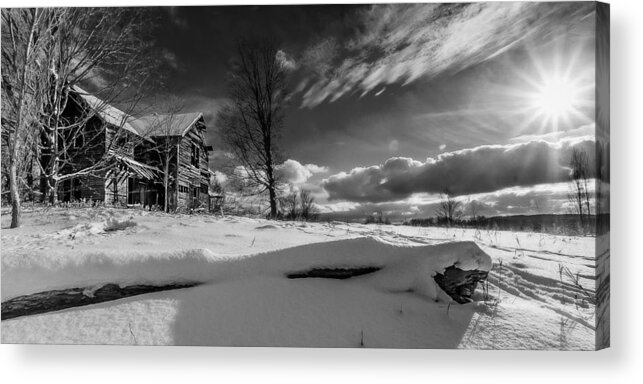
[[71, 86, 142, 138], [106, 150, 161, 181], [129, 112, 204, 138], [71, 86, 205, 142]]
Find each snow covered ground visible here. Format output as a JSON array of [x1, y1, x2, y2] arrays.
[[1, 207, 598, 349]]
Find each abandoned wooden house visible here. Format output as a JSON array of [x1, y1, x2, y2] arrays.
[[130, 112, 214, 211], [41, 86, 215, 212]]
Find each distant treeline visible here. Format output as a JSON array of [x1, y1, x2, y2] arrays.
[[403, 214, 610, 236]]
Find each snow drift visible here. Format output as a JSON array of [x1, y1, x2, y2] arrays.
[[1, 237, 492, 303], [1, 209, 596, 349]]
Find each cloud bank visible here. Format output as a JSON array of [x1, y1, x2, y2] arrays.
[[322, 138, 595, 203], [276, 159, 328, 185], [317, 182, 594, 220]]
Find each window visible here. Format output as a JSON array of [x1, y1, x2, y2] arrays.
[[191, 143, 200, 168], [178, 184, 189, 194], [113, 177, 119, 203], [62, 179, 71, 202], [200, 183, 208, 195], [72, 178, 82, 200]]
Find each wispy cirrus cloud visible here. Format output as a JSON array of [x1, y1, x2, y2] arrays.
[[296, 2, 594, 108]]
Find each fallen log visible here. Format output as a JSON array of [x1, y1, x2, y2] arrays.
[[1, 282, 199, 321], [434, 266, 488, 304], [287, 266, 381, 280]]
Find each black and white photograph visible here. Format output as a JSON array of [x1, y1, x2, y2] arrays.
[[1, 1, 609, 350]]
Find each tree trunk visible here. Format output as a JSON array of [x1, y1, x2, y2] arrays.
[[264, 135, 277, 218], [583, 179, 591, 217], [6, 9, 39, 228], [266, 161, 277, 218], [46, 175, 58, 205], [576, 181, 584, 228], [9, 162, 21, 228], [163, 156, 169, 213], [52, 182, 58, 205], [268, 185, 277, 219], [175, 143, 180, 212]]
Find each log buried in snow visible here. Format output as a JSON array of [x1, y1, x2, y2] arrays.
[[286, 266, 381, 279], [433, 266, 488, 304], [1, 282, 199, 321]]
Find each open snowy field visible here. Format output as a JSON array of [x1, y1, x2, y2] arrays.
[[1, 207, 599, 349]]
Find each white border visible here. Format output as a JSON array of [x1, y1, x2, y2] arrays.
[[2, 1, 641, 383]]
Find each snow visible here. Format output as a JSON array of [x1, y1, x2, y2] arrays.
[[1, 207, 598, 349]]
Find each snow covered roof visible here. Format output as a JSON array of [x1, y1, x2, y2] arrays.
[[129, 112, 204, 138], [71, 86, 141, 138]]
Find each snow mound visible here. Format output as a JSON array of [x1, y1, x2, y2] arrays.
[[104, 217, 137, 232], [49, 217, 137, 240], [1, 237, 491, 303]]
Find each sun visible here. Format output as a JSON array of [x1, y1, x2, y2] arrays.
[[530, 75, 582, 122], [513, 66, 593, 133], [505, 46, 595, 135]]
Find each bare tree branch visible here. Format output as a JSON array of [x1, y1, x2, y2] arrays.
[[215, 37, 289, 218], [436, 189, 463, 226], [568, 147, 592, 233]]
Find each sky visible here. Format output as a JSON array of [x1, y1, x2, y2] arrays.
[[144, 2, 598, 220]]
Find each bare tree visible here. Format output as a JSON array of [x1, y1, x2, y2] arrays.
[[280, 189, 298, 220], [568, 148, 592, 228], [216, 38, 289, 219], [467, 199, 480, 222], [135, 97, 186, 212], [436, 189, 462, 226], [1, 8, 55, 227], [35, 8, 156, 204], [276, 187, 317, 221], [299, 189, 317, 221]]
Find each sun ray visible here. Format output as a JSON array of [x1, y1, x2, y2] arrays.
[[496, 36, 596, 137]]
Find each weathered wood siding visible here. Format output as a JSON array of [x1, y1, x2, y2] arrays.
[[55, 104, 107, 203], [176, 117, 210, 210], [134, 137, 179, 210], [58, 121, 140, 206], [104, 174, 129, 206], [79, 174, 105, 201]]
